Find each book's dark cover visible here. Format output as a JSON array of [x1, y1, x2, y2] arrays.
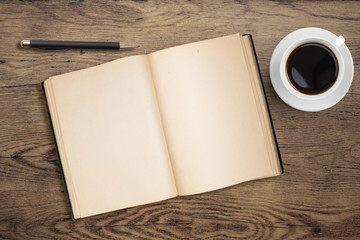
[[243, 34, 284, 174], [41, 82, 75, 219]]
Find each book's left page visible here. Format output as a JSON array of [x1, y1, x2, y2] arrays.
[[43, 55, 177, 219]]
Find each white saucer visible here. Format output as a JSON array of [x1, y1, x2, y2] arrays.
[[270, 28, 354, 112]]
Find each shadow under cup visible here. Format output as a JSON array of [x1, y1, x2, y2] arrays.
[[286, 42, 339, 95]]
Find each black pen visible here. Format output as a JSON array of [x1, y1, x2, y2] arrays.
[[20, 40, 139, 50]]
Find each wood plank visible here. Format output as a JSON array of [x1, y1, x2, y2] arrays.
[[1, 189, 359, 239], [0, 1, 359, 86]]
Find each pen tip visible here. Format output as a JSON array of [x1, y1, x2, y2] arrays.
[[120, 43, 140, 50]]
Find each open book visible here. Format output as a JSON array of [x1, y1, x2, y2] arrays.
[[42, 34, 283, 219]]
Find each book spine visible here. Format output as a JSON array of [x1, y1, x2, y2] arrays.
[[242, 34, 284, 174], [40, 82, 76, 218]]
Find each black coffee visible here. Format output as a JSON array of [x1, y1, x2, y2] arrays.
[[286, 42, 338, 95]]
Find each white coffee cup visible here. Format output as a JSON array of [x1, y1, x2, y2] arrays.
[[270, 27, 354, 112]]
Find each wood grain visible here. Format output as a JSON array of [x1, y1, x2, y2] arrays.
[[0, 0, 359, 239]]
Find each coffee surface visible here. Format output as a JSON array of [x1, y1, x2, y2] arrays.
[[286, 43, 338, 95]]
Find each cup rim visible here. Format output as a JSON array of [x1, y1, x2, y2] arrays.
[[283, 41, 340, 96], [279, 37, 345, 100]]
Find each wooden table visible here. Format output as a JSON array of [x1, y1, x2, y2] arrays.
[[1, 1, 359, 239]]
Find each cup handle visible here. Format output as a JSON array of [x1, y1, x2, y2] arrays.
[[335, 36, 345, 47]]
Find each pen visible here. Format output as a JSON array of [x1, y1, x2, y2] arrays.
[[20, 40, 139, 50]]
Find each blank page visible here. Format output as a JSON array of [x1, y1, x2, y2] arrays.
[[149, 34, 281, 195], [45, 56, 177, 218]]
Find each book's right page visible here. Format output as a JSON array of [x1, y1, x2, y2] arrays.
[[148, 34, 282, 196]]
